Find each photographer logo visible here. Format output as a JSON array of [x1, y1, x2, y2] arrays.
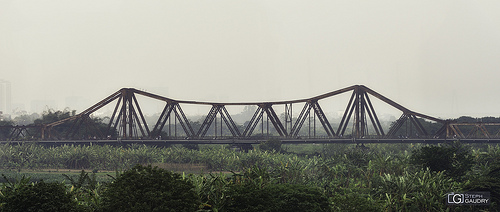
[[446, 192, 490, 206]]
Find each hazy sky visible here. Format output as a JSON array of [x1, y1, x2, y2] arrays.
[[1, 0, 499, 118]]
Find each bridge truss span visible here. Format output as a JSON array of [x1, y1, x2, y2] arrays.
[[3, 85, 500, 143]]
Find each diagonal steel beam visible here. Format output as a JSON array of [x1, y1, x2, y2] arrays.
[[262, 104, 287, 137], [151, 102, 175, 138], [196, 105, 221, 137], [337, 91, 356, 136], [363, 97, 381, 136], [131, 105, 147, 138], [363, 92, 385, 136], [409, 115, 428, 137], [242, 106, 263, 137], [220, 106, 242, 137], [310, 101, 335, 137], [131, 94, 151, 137], [107, 96, 122, 138], [448, 125, 465, 138], [362, 85, 445, 124], [434, 124, 447, 138], [290, 102, 312, 137], [173, 104, 195, 137], [386, 113, 409, 137], [478, 125, 491, 138]]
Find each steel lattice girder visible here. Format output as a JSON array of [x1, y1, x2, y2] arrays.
[[4, 85, 485, 141]]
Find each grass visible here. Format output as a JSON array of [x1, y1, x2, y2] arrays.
[[0, 169, 114, 184], [0, 162, 216, 185], [151, 162, 208, 174], [282, 144, 324, 155]]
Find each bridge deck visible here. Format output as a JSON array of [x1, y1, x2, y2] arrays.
[[2, 138, 499, 146]]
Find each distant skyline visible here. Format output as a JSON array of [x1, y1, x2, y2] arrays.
[[1, 1, 500, 118]]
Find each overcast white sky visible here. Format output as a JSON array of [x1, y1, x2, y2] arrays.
[[1, 0, 500, 118]]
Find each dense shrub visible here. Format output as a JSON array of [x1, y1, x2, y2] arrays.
[[259, 138, 282, 152], [192, 165, 331, 212], [462, 162, 500, 211], [410, 143, 473, 180], [99, 164, 199, 212], [372, 168, 460, 211], [227, 183, 332, 212], [330, 191, 381, 212], [182, 144, 199, 150], [0, 178, 82, 212]]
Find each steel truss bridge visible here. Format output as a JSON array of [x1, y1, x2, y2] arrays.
[[2, 85, 500, 145]]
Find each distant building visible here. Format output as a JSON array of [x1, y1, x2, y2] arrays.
[[0, 80, 12, 115]]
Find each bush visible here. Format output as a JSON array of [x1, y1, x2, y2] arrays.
[[259, 138, 282, 152], [182, 144, 199, 150], [0, 178, 82, 212], [372, 168, 460, 211], [462, 162, 500, 211], [99, 164, 199, 212], [410, 143, 473, 180], [330, 191, 381, 212], [227, 183, 332, 212]]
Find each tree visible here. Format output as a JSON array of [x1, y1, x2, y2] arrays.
[[410, 142, 473, 181], [99, 164, 199, 212], [462, 161, 500, 210], [34, 108, 75, 125], [225, 166, 332, 212], [227, 183, 332, 212], [12, 113, 39, 125], [0, 176, 82, 212], [259, 138, 282, 152], [32, 109, 112, 140], [390, 118, 442, 138], [0, 120, 13, 140]]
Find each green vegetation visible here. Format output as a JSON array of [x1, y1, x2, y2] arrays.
[[99, 164, 199, 212], [0, 120, 14, 141], [0, 142, 498, 211], [258, 138, 282, 152], [227, 183, 331, 212], [0, 176, 82, 212], [410, 142, 474, 181]]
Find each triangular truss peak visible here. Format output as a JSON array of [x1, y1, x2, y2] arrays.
[[348, 86, 447, 139], [336, 86, 384, 138], [195, 104, 241, 138], [288, 100, 335, 138], [108, 89, 151, 138], [43, 88, 178, 140], [242, 104, 288, 138], [9, 85, 498, 143]]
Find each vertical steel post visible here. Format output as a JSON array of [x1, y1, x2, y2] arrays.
[[174, 107, 177, 138], [261, 108, 264, 136], [267, 114, 269, 137], [215, 111, 217, 138], [313, 109, 316, 138], [285, 103, 292, 136], [308, 108, 311, 138]]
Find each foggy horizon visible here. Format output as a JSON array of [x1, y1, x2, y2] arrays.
[[2, 1, 500, 119]]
